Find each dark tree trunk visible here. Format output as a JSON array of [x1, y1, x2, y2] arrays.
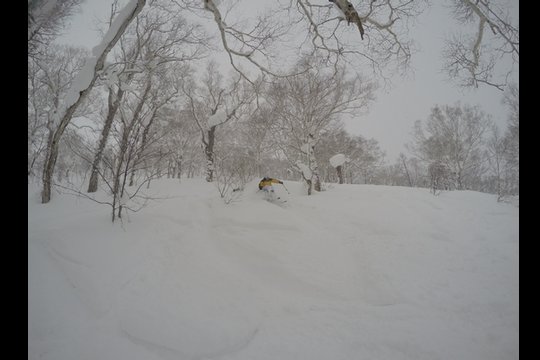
[[336, 165, 344, 184], [314, 175, 321, 192]]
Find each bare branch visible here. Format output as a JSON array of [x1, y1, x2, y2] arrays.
[[443, 0, 518, 90]]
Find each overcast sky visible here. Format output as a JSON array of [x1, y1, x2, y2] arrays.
[[57, 0, 519, 162]]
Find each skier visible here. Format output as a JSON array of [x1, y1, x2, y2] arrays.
[[258, 176, 284, 201]]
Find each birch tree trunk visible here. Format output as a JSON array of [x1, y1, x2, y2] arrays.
[[87, 86, 124, 192], [129, 109, 157, 186], [112, 76, 151, 222], [312, 155, 321, 192], [41, 0, 146, 203], [205, 126, 216, 182]]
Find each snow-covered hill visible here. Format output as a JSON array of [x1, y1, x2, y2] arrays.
[[28, 178, 519, 360]]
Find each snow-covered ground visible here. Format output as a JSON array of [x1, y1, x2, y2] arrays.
[[28, 178, 519, 360]]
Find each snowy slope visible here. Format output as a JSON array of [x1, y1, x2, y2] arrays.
[[28, 178, 519, 360]]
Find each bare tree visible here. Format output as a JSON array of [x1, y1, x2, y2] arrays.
[[399, 152, 413, 187], [183, 62, 255, 182], [161, 106, 204, 180], [265, 58, 376, 194], [87, 1, 140, 193], [314, 128, 352, 184], [127, 64, 185, 187], [202, 0, 428, 84], [28, 45, 90, 179], [87, 2, 206, 192], [442, 0, 518, 91], [110, 73, 154, 222], [485, 124, 508, 199], [238, 107, 276, 178], [28, 55, 51, 178], [40, 0, 146, 204], [485, 81, 519, 198], [408, 102, 492, 191], [502, 82, 518, 188], [347, 136, 386, 184], [28, 0, 84, 58], [312, 123, 386, 186], [397, 154, 427, 188], [213, 148, 254, 204], [428, 160, 452, 195]]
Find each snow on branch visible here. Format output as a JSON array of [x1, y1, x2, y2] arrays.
[[330, 153, 347, 168], [442, 0, 518, 91], [207, 109, 227, 127], [296, 161, 312, 180], [62, 0, 146, 115]]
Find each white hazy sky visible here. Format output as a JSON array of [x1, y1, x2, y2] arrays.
[[57, 0, 519, 162], [28, 177, 519, 359]]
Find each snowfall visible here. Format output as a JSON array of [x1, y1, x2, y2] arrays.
[[28, 177, 519, 360]]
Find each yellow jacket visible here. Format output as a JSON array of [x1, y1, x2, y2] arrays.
[[258, 178, 282, 189]]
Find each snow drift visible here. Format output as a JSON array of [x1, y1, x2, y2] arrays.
[[28, 178, 519, 360]]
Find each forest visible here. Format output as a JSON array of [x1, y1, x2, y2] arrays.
[[28, 0, 519, 221]]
